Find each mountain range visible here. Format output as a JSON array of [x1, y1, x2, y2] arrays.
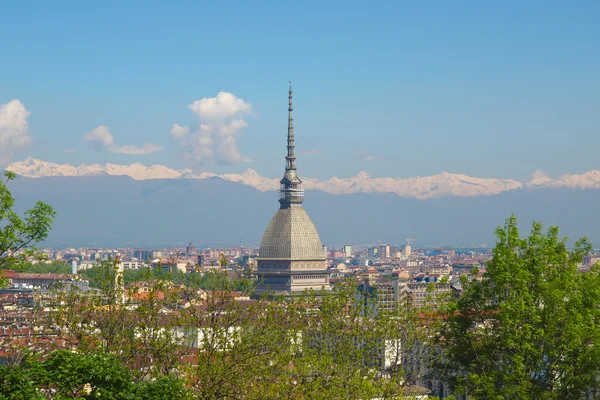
[[7, 158, 600, 200], [4, 158, 600, 249]]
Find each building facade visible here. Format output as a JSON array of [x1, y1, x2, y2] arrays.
[[255, 84, 330, 297], [343, 245, 353, 258], [378, 245, 391, 258]]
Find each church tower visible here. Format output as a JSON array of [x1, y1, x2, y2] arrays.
[[255, 83, 331, 297]]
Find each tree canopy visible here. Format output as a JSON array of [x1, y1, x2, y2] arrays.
[[0, 171, 55, 273], [437, 215, 599, 399], [37, 257, 427, 399], [0, 350, 189, 400]]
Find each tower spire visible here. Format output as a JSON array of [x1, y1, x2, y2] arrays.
[[286, 81, 295, 171], [279, 82, 303, 208]]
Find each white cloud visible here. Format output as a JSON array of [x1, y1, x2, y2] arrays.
[[220, 119, 248, 135], [188, 92, 251, 119], [110, 143, 163, 155], [84, 125, 114, 151], [170, 123, 190, 138], [64, 148, 75, 153], [172, 92, 252, 166], [0, 99, 33, 166], [84, 125, 162, 155], [301, 149, 321, 156]]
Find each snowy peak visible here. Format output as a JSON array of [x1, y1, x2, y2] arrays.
[[304, 171, 522, 199], [526, 169, 600, 190], [7, 158, 186, 180], [5, 159, 600, 199], [242, 168, 259, 178], [103, 163, 188, 180], [221, 169, 279, 191], [354, 171, 371, 180], [6, 158, 106, 178]]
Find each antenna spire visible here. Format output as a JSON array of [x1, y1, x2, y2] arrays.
[[279, 82, 303, 208], [286, 81, 295, 171]]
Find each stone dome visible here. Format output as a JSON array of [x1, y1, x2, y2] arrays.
[[259, 206, 326, 260]]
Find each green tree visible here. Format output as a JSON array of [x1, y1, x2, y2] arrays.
[[180, 272, 288, 399], [50, 265, 424, 399], [36, 350, 134, 399], [0, 171, 55, 272], [3, 260, 71, 274], [218, 253, 227, 269], [0, 362, 44, 400], [278, 281, 393, 399], [437, 215, 600, 399], [52, 259, 189, 380], [0, 351, 191, 400], [134, 376, 190, 400]]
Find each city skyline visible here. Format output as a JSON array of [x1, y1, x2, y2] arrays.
[[1, 1, 599, 181], [3, 3, 600, 398]]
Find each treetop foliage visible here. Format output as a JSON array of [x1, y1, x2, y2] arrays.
[[0, 171, 55, 274], [437, 215, 599, 399]]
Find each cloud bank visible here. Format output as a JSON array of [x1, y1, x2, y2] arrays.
[[0, 100, 33, 166], [84, 125, 163, 155], [171, 92, 252, 166]]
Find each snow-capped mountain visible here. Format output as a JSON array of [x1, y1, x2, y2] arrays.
[[5, 158, 600, 200], [301, 171, 523, 199], [220, 169, 279, 192], [526, 169, 600, 190], [5, 158, 191, 180]]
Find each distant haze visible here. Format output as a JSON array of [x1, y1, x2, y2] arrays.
[[7, 174, 600, 249]]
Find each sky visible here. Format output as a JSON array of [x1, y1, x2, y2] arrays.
[[0, 1, 599, 182]]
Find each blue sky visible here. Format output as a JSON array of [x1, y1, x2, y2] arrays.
[[1, 1, 598, 181]]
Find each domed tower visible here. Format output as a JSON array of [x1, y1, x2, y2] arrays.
[[255, 83, 330, 297]]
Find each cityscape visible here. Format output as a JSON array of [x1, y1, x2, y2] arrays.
[[2, 2, 600, 399], [3, 85, 600, 398]]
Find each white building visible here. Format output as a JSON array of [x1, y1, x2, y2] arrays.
[[344, 245, 353, 258], [119, 261, 148, 270], [151, 259, 188, 273]]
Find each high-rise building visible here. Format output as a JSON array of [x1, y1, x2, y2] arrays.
[[403, 243, 412, 256], [255, 84, 330, 297], [379, 245, 390, 258], [361, 278, 400, 312], [134, 250, 153, 261], [152, 251, 162, 258], [368, 247, 379, 258], [343, 245, 352, 258]]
